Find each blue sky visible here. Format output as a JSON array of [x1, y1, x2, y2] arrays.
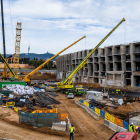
[[0, 0, 140, 55]]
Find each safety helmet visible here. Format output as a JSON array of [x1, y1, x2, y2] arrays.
[[71, 123, 73, 126]]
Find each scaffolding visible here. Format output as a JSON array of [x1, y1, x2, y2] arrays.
[[14, 22, 22, 78]]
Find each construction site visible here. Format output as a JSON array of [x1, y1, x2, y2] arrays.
[[0, 0, 140, 140]]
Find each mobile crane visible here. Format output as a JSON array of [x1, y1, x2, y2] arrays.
[[56, 18, 126, 95], [24, 36, 86, 83]]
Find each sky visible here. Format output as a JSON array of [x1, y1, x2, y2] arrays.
[[0, 0, 140, 56]]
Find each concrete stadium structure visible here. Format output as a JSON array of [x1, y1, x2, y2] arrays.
[[56, 42, 140, 88]]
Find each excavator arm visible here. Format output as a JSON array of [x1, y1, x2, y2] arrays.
[[57, 18, 126, 89], [24, 36, 86, 82]]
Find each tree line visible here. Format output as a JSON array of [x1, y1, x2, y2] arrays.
[[0, 57, 56, 69]]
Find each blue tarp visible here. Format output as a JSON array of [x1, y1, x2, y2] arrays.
[[123, 120, 129, 130]]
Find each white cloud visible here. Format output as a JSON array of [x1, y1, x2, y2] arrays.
[[0, 0, 139, 55]]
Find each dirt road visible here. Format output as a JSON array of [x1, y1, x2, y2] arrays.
[[57, 93, 114, 140]]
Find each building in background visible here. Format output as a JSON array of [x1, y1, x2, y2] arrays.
[[56, 41, 140, 88]]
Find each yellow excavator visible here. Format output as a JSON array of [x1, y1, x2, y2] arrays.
[[24, 36, 86, 83], [56, 18, 126, 95]]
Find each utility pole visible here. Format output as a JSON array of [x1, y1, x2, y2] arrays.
[[1, 0, 7, 78]]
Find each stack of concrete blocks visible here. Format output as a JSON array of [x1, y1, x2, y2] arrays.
[[86, 91, 103, 101], [104, 119, 128, 132], [51, 122, 66, 131]]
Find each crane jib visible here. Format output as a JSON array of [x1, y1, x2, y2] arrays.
[[62, 18, 126, 85]]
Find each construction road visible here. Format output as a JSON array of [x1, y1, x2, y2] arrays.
[[1, 92, 140, 140]]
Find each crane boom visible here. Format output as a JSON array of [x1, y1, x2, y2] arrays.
[[57, 18, 126, 89], [24, 36, 86, 82], [0, 53, 16, 77]]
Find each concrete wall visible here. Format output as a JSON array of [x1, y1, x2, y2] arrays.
[[56, 41, 140, 88]]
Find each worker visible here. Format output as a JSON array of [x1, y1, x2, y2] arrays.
[[69, 123, 74, 140], [130, 124, 134, 132], [136, 126, 140, 134]]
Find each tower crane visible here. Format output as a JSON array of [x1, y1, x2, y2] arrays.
[[14, 22, 22, 78]]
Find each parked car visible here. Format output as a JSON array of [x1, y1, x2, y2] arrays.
[[67, 93, 74, 99]]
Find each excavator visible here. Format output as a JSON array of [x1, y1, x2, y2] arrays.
[[24, 36, 86, 83], [56, 18, 126, 95]]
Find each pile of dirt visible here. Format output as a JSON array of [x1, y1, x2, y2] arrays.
[[104, 102, 140, 119]]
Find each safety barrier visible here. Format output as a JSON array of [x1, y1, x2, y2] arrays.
[[83, 100, 90, 108], [66, 116, 70, 131], [76, 98, 132, 132], [51, 122, 66, 131], [75, 99, 99, 120], [104, 119, 128, 132]]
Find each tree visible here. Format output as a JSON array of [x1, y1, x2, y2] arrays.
[[48, 61, 53, 69]]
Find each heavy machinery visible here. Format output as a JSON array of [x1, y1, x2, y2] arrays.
[[109, 132, 137, 140], [0, 53, 16, 78], [56, 18, 126, 95], [13, 22, 22, 79], [24, 36, 86, 83]]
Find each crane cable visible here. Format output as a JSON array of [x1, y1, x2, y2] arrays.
[[124, 21, 126, 44], [8, 0, 14, 44]]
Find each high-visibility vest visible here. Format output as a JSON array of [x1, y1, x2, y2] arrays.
[[130, 125, 134, 132], [70, 126, 74, 133]]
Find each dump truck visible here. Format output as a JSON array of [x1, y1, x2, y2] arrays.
[[109, 132, 137, 140], [65, 87, 86, 95]]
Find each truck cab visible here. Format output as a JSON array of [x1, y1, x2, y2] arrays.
[[109, 132, 137, 140]]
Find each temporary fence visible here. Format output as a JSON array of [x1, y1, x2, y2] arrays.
[[18, 111, 61, 127], [78, 98, 132, 132]]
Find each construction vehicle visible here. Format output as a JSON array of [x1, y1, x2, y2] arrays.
[[13, 22, 22, 79], [0, 53, 16, 79], [56, 18, 126, 95], [109, 132, 137, 140], [24, 36, 86, 83]]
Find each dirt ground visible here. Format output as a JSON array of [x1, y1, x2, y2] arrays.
[[0, 91, 115, 140], [2, 92, 140, 140]]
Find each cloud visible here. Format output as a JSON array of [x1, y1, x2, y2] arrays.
[[0, 0, 139, 56]]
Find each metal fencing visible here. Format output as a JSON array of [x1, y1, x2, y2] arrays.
[[18, 111, 61, 127]]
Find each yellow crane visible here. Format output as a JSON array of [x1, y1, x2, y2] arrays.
[[24, 36, 86, 83], [57, 18, 126, 90], [13, 22, 22, 79]]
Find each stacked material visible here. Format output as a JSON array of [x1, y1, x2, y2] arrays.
[[3, 85, 41, 97], [86, 91, 103, 101]]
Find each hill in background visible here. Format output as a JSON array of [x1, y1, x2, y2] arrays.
[[5, 52, 57, 61]]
